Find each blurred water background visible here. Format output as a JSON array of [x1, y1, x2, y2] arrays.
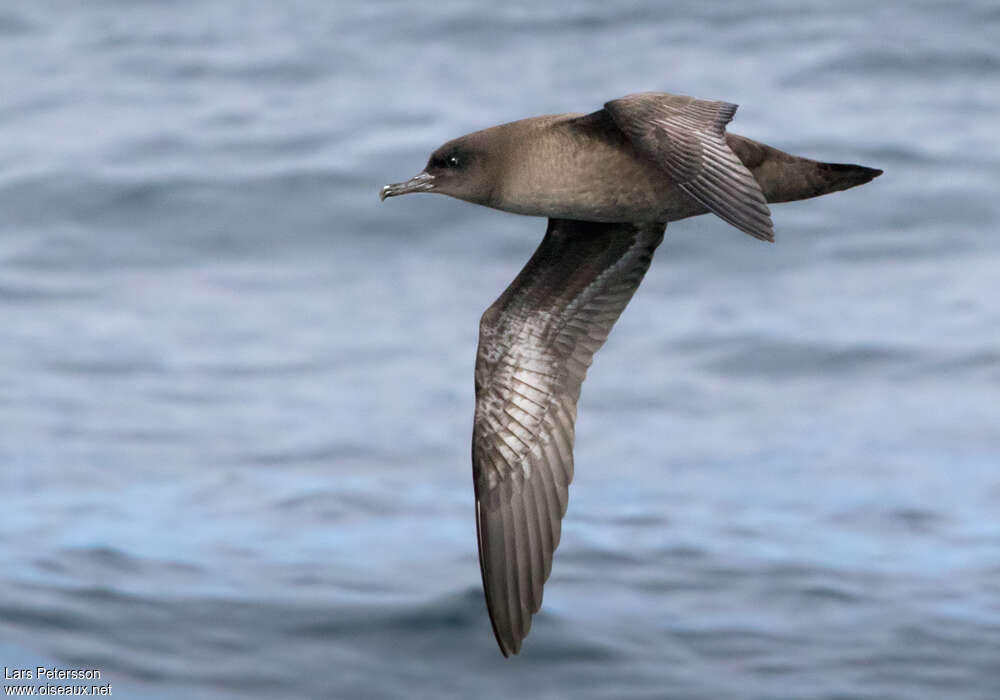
[[1, 1, 998, 698]]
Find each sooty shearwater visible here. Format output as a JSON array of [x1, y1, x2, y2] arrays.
[[380, 91, 882, 656]]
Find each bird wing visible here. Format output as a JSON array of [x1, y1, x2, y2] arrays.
[[473, 218, 665, 656], [604, 92, 774, 241]]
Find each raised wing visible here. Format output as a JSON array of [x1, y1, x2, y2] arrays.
[[473, 218, 665, 656], [605, 92, 774, 241]]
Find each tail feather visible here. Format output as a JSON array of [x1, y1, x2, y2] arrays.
[[725, 133, 882, 204]]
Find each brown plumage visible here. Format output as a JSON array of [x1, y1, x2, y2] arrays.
[[380, 91, 881, 656]]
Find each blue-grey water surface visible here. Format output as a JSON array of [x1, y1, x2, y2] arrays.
[[1, 2, 999, 698]]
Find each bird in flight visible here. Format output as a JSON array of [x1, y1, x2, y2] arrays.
[[381, 91, 881, 656]]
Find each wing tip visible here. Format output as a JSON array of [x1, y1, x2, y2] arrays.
[[485, 597, 523, 658], [714, 100, 739, 129], [496, 634, 519, 658], [749, 218, 775, 242], [749, 220, 775, 242], [476, 495, 526, 658], [678, 181, 775, 242]]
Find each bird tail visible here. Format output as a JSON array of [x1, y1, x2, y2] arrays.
[[726, 133, 882, 204]]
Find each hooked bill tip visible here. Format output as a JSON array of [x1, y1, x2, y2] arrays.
[[379, 172, 434, 202]]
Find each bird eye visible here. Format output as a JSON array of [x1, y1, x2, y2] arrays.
[[446, 154, 460, 168]]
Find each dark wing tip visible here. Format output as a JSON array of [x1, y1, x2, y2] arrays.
[[475, 496, 524, 658], [492, 616, 516, 657], [742, 225, 775, 243], [712, 100, 739, 129]]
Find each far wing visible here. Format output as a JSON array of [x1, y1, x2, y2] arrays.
[[605, 92, 774, 241]]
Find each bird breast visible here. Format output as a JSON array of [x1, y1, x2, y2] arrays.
[[494, 119, 697, 223]]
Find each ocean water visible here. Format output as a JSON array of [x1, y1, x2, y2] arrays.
[[1, 1, 999, 698]]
